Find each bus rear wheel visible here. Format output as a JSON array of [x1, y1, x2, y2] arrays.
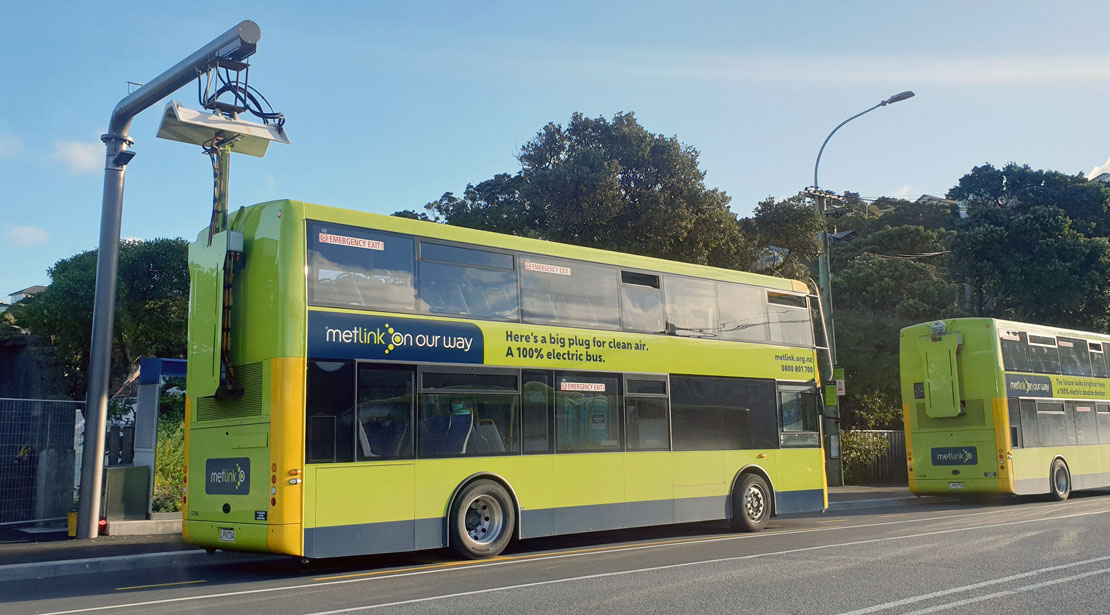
[[1049, 459, 1071, 501], [730, 473, 771, 532], [449, 479, 515, 559]]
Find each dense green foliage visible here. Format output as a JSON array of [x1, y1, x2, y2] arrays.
[[152, 417, 184, 513], [420, 113, 754, 269], [12, 238, 189, 400]]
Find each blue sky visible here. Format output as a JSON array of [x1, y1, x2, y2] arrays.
[[4, 1, 1110, 297]]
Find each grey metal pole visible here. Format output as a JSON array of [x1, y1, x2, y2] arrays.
[[810, 90, 914, 489], [77, 20, 261, 540]]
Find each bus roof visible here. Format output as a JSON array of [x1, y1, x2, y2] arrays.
[[903, 317, 1110, 344]]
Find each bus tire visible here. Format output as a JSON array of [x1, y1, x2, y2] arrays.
[[449, 479, 515, 559], [730, 473, 771, 532], [1049, 459, 1071, 501]]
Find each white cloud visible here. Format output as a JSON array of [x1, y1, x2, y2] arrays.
[[0, 130, 22, 159], [7, 226, 50, 248], [52, 140, 102, 174], [892, 185, 915, 199]]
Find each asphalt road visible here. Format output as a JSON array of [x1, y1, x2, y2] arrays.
[[4, 492, 1110, 615]]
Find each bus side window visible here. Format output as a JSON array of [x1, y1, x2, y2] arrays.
[[523, 371, 554, 454], [1075, 402, 1097, 445], [555, 373, 621, 452], [663, 275, 718, 338], [625, 377, 669, 451], [306, 360, 356, 463], [1035, 401, 1068, 446], [1097, 404, 1110, 445], [620, 272, 665, 334], [1058, 337, 1092, 377], [356, 365, 415, 460], [1090, 343, 1110, 378], [1007, 398, 1022, 448], [671, 375, 777, 451], [1019, 399, 1039, 448]]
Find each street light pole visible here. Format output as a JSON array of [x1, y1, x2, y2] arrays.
[[810, 90, 914, 487], [77, 21, 262, 540]]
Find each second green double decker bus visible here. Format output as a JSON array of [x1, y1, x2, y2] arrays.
[[901, 317, 1110, 500], [184, 199, 827, 560]]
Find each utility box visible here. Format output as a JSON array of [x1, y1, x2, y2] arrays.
[[101, 465, 150, 520]]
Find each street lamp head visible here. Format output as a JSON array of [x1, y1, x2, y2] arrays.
[[882, 91, 915, 106]]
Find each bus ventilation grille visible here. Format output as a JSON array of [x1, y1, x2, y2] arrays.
[[196, 362, 263, 422]]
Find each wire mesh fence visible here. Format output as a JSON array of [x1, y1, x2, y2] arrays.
[[0, 398, 83, 524]]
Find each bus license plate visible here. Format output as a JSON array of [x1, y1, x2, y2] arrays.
[[949, 482, 965, 489], [219, 528, 235, 542]]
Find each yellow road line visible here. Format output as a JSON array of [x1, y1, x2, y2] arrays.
[[116, 580, 207, 591]]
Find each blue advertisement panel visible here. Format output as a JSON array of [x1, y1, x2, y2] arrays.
[[931, 447, 978, 466], [1004, 374, 1054, 398], [307, 311, 484, 364], [205, 457, 250, 495]]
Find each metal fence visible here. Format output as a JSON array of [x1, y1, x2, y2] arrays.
[[0, 398, 83, 524], [847, 429, 908, 485]]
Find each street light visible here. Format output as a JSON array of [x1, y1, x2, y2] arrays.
[[811, 90, 914, 364], [809, 90, 914, 487], [814, 91, 915, 194], [78, 21, 268, 540]]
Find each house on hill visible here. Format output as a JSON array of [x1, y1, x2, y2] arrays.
[[7, 285, 45, 306]]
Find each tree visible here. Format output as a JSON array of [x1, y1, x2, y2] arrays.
[[948, 163, 1110, 236], [743, 194, 824, 280], [14, 238, 189, 400], [949, 205, 1110, 330], [422, 112, 753, 269]]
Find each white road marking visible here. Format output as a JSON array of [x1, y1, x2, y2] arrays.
[[836, 555, 1110, 614], [300, 508, 1110, 615], [33, 505, 1109, 615], [900, 566, 1110, 614]]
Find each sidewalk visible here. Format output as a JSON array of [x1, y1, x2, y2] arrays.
[[826, 484, 933, 510], [0, 521, 269, 582]]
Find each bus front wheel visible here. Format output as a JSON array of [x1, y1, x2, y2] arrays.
[[1049, 459, 1071, 501], [730, 473, 771, 532], [449, 479, 515, 559]]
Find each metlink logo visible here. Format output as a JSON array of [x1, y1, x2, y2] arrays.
[[325, 323, 474, 354], [209, 462, 247, 489]]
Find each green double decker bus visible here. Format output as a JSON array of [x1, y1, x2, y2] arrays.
[[901, 318, 1110, 500], [184, 199, 827, 560]]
